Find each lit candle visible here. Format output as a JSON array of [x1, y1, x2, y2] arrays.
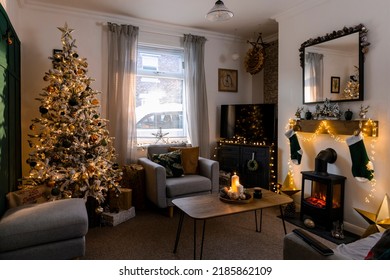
[[231, 173, 239, 193]]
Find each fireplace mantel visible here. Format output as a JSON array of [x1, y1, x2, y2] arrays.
[[290, 119, 378, 137]]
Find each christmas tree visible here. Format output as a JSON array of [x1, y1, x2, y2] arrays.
[[26, 23, 122, 204], [234, 105, 266, 143]]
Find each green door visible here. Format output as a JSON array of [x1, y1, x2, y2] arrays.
[[0, 4, 21, 215]]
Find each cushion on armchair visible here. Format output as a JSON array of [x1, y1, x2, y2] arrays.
[[151, 150, 184, 177], [169, 146, 199, 174], [365, 228, 390, 259], [147, 143, 186, 159], [166, 175, 211, 198], [6, 185, 50, 209]]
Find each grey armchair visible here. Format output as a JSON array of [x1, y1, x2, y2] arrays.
[[283, 228, 384, 260], [138, 144, 219, 217]]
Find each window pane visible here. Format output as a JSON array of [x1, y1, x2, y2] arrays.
[[136, 46, 186, 143], [136, 76, 183, 107], [137, 47, 183, 76]]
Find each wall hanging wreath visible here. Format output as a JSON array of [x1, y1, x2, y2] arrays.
[[244, 47, 264, 75], [247, 153, 259, 171], [244, 33, 268, 75]]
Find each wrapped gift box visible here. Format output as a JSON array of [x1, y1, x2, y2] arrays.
[[122, 164, 146, 209], [101, 207, 136, 226], [109, 188, 132, 211]]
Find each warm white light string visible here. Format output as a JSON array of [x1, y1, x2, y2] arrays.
[[285, 119, 377, 203]]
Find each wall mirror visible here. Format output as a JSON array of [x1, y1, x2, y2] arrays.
[[300, 24, 369, 104]]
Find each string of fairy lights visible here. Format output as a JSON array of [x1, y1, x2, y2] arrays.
[[285, 119, 377, 203]]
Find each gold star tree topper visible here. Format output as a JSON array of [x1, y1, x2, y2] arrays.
[[355, 194, 390, 237], [57, 22, 74, 40]]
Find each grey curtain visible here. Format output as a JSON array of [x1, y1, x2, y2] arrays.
[[183, 34, 210, 158], [305, 52, 324, 102], [107, 23, 139, 165]]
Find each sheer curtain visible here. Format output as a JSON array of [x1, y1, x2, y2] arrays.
[[305, 52, 324, 102], [183, 34, 210, 158], [107, 23, 139, 165]]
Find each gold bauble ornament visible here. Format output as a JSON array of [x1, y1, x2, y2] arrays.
[[91, 99, 99, 105], [95, 206, 103, 214], [62, 191, 72, 199], [47, 180, 56, 188], [304, 218, 315, 228], [90, 134, 99, 142], [47, 85, 56, 93]]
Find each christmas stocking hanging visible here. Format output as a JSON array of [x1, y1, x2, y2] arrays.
[[346, 133, 374, 182], [285, 129, 302, 165]]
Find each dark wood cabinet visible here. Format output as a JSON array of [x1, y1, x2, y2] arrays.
[[217, 143, 277, 190]]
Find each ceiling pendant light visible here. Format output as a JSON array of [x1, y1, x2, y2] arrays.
[[206, 1, 234, 22]]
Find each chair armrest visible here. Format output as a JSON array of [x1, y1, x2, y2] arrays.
[[283, 230, 346, 260], [137, 157, 168, 208], [292, 228, 334, 256], [198, 157, 219, 193]]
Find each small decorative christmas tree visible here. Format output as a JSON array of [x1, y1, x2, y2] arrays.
[[235, 105, 266, 143], [26, 23, 122, 204]]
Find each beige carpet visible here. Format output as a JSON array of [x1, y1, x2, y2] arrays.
[[82, 206, 335, 260]]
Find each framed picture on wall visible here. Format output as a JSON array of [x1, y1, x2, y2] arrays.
[[331, 76, 340, 93], [218, 68, 238, 92]]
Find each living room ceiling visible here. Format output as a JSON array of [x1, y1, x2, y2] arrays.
[[24, 0, 309, 39]]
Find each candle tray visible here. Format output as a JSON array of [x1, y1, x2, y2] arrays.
[[219, 193, 253, 204]]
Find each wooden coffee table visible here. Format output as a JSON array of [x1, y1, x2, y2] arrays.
[[172, 189, 293, 259]]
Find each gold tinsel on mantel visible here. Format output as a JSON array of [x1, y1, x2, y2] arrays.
[[244, 33, 268, 75]]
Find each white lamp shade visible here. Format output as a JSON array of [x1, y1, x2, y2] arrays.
[[206, 1, 234, 21]]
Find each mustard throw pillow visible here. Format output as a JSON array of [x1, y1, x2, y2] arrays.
[[169, 146, 199, 174]]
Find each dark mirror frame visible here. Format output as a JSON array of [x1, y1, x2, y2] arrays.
[[300, 24, 369, 104]]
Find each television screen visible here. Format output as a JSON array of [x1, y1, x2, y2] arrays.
[[220, 104, 277, 144]]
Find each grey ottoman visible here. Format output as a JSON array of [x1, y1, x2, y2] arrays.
[[0, 198, 88, 260]]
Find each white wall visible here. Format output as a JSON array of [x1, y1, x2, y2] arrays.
[[12, 2, 253, 175], [0, 0, 17, 25], [276, 0, 390, 234]]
